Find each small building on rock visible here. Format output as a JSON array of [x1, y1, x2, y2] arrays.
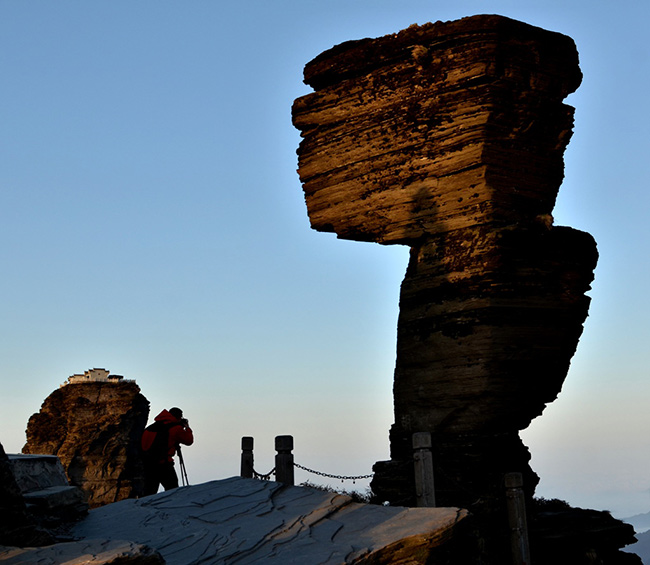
[[62, 368, 132, 387]]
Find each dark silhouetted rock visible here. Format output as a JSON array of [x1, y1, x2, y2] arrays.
[[23, 379, 149, 508], [0, 442, 54, 547], [529, 499, 642, 565], [8, 453, 88, 526]]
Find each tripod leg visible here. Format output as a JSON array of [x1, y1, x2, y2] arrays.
[[177, 447, 189, 486]]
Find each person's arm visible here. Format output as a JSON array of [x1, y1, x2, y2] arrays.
[[172, 420, 194, 446]]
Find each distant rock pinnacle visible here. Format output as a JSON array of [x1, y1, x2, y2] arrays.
[[23, 378, 149, 508]]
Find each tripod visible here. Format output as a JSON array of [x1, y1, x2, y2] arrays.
[[177, 446, 190, 486]]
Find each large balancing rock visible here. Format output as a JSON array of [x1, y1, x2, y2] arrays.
[[23, 381, 149, 508], [292, 14, 598, 510], [293, 15, 582, 243]]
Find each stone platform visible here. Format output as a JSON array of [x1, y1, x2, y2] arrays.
[[0, 539, 163, 565], [8, 453, 88, 519], [8, 454, 68, 492], [1, 477, 468, 564]]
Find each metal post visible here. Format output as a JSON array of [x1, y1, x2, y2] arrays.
[[505, 472, 531, 565], [241, 436, 254, 478], [274, 435, 294, 485], [412, 432, 436, 507]]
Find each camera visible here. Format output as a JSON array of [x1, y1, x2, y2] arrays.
[[181, 418, 189, 427]]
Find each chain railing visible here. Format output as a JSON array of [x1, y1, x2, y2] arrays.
[[293, 462, 373, 484], [240, 435, 373, 486], [252, 467, 275, 481], [240, 433, 530, 559]]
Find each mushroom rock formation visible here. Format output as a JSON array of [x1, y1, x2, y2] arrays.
[[23, 379, 149, 508], [292, 15, 598, 510]]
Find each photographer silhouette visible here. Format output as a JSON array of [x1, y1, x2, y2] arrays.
[[141, 407, 194, 495]]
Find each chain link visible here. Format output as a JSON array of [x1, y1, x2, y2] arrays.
[[252, 467, 275, 481], [293, 462, 373, 482]]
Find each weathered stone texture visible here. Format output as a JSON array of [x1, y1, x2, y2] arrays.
[[0, 540, 165, 565], [8, 453, 88, 523], [72, 477, 469, 565], [0, 442, 54, 547], [292, 14, 598, 512], [392, 227, 596, 441], [9, 454, 69, 493], [293, 15, 581, 244], [23, 381, 149, 508]]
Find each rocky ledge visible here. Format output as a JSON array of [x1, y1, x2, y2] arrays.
[[1, 477, 468, 564]]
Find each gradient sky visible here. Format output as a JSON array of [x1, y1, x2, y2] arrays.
[[1, 1, 649, 520]]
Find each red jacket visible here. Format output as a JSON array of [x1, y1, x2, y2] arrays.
[[142, 409, 194, 463]]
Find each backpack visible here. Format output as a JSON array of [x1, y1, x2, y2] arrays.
[[141, 421, 180, 465]]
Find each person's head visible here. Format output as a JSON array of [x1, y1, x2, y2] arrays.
[[169, 407, 183, 420]]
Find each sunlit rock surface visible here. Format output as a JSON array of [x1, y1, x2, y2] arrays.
[[292, 14, 598, 511], [0, 540, 164, 565], [22, 381, 149, 508], [67, 477, 467, 564]]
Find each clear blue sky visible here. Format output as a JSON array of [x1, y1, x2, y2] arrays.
[[1, 1, 649, 519]]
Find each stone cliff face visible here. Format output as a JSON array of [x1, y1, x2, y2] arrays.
[[292, 14, 598, 511], [23, 381, 149, 508]]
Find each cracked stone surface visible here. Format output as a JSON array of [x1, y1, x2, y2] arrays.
[[8, 454, 69, 493], [63, 477, 468, 564], [7, 453, 89, 520], [0, 539, 164, 564]]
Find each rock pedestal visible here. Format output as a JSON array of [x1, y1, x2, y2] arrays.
[[23, 380, 149, 508], [292, 14, 598, 511]]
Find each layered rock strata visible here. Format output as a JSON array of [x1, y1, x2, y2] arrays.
[[23, 380, 149, 508], [292, 15, 598, 510]]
